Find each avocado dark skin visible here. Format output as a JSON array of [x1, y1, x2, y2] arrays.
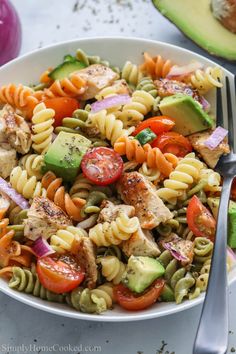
[[152, 0, 236, 61]]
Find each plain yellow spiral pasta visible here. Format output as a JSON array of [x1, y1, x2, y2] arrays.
[[97, 256, 126, 284], [89, 110, 133, 146], [89, 213, 139, 246], [199, 168, 221, 192], [138, 162, 161, 184], [50, 226, 88, 254], [19, 154, 44, 180], [10, 166, 46, 199], [188, 66, 223, 94], [117, 90, 154, 127], [121, 61, 143, 87], [31, 102, 55, 154], [157, 153, 203, 204]]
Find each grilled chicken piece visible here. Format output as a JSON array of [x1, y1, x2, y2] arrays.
[[24, 197, 72, 241], [122, 227, 161, 257], [97, 200, 135, 223], [159, 233, 194, 266], [188, 130, 230, 168], [0, 104, 31, 154], [0, 192, 10, 217], [117, 172, 173, 229], [78, 64, 119, 100], [155, 79, 206, 106], [78, 237, 98, 289], [0, 143, 17, 179]]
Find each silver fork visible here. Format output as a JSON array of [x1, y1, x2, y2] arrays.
[[193, 75, 236, 354]]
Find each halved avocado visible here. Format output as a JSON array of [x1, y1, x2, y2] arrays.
[[152, 0, 236, 61]]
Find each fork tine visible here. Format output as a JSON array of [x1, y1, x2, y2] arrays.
[[216, 86, 223, 127], [226, 76, 234, 152]]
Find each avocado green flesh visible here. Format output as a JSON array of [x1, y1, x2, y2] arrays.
[[122, 256, 165, 293], [49, 60, 86, 80], [159, 94, 213, 136], [160, 284, 175, 302], [152, 0, 236, 61], [207, 198, 236, 248], [44, 132, 91, 182]]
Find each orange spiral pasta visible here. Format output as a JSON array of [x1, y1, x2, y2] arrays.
[[114, 137, 178, 177], [34, 73, 87, 100], [41, 171, 86, 221], [0, 219, 33, 268], [140, 52, 173, 79], [39, 67, 54, 85], [0, 84, 39, 117]]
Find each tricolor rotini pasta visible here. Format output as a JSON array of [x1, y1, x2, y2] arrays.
[[0, 46, 233, 317]]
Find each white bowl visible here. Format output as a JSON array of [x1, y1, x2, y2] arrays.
[[0, 37, 235, 322]]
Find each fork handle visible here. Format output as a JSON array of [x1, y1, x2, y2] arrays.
[[193, 177, 233, 354]]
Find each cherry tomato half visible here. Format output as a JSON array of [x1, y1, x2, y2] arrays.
[[44, 97, 79, 127], [132, 116, 175, 137], [152, 132, 192, 157], [231, 178, 236, 201], [187, 196, 216, 241], [37, 254, 85, 294], [113, 279, 165, 311], [81, 147, 123, 186]]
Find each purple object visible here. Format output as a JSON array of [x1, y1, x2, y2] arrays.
[[163, 242, 188, 262], [0, 177, 30, 209], [32, 237, 55, 258], [0, 0, 22, 66], [204, 126, 228, 150], [91, 94, 131, 113]]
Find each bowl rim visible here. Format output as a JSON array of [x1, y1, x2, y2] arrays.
[[0, 36, 235, 322]]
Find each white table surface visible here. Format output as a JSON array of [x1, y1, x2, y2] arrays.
[[2, 1, 236, 353]]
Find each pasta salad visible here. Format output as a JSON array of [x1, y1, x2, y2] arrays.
[[0, 48, 234, 315]]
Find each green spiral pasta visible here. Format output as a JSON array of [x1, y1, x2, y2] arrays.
[[97, 245, 123, 260], [193, 237, 213, 263], [157, 250, 196, 304], [137, 76, 158, 97], [66, 283, 114, 314], [9, 267, 65, 303], [76, 48, 120, 75], [81, 190, 112, 217]]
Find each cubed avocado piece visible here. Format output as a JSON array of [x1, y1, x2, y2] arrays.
[[152, 0, 236, 61], [122, 255, 165, 293], [44, 132, 91, 182], [49, 60, 86, 80], [207, 197, 236, 248], [160, 284, 175, 302], [159, 94, 214, 136]]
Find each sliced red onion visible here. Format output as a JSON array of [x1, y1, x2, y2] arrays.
[[0, 0, 22, 65], [199, 96, 211, 112], [204, 126, 228, 150], [32, 237, 55, 258], [167, 61, 204, 79], [91, 94, 131, 113], [163, 242, 188, 262], [0, 177, 29, 209], [52, 132, 57, 141], [227, 247, 236, 261]]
